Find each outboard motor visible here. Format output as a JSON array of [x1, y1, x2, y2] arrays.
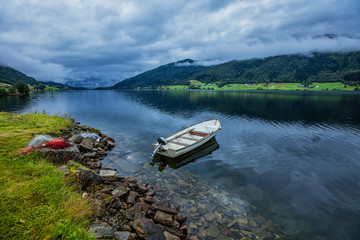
[[157, 137, 167, 146], [150, 137, 167, 159]]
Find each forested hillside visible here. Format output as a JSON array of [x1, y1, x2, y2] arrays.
[[109, 51, 360, 89], [0, 66, 38, 85], [0, 66, 84, 92], [109, 59, 208, 89], [193, 52, 360, 87]]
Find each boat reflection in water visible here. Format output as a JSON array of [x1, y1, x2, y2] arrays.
[[150, 137, 219, 171]]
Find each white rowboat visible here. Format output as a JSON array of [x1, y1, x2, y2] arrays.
[[151, 119, 221, 158]]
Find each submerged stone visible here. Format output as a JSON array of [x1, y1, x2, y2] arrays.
[[205, 212, 216, 221], [164, 231, 180, 240], [207, 224, 220, 238]]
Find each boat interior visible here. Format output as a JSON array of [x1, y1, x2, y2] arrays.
[[166, 131, 209, 150]]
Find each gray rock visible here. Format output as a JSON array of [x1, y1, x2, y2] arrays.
[[162, 225, 187, 239], [125, 206, 135, 221], [79, 169, 103, 189], [92, 199, 105, 217], [39, 146, 81, 164], [146, 186, 155, 196], [78, 138, 95, 152], [112, 186, 129, 199], [127, 191, 138, 204], [88, 161, 102, 169], [113, 200, 122, 210], [164, 231, 180, 240], [152, 204, 178, 215], [132, 219, 165, 240], [106, 136, 115, 142], [78, 144, 92, 152], [114, 231, 131, 240], [125, 203, 150, 221], [174, 214, 187, 223], [66, 161, 102, 188], [111, 188, 120, 196], [88, 222, 114, 239], [154, 211, 174, 226], [57, 165, 70, 175], [187, 236, 200, 240], [134, 202, 150, 212], [100, 169, 118, 181], [83, 152, 97, 158], [121, 176, 137, 183], [107, 140, 115, 149], [145, 195, 154, 203], [96, 150, 107, 156], [68, 134, 83, 144]]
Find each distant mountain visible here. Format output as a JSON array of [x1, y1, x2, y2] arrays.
[[0, 66, 38, 85], [106, 59, 209, 89], [107, 51, 360, 89], [192, 51, 360, 86], [65, 77, 119, 89], [40, 81, 87, 90]]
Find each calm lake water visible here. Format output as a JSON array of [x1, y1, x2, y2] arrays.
[[1, 90, 360, 240]]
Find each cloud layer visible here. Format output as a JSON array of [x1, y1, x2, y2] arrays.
[[0, 0, 359, 87]]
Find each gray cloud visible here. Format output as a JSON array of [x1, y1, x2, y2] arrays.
[[0, 0, 359, 87]]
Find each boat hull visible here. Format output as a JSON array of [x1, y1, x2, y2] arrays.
[[152, 119, 221, 158], [152, 137, 219, 170]]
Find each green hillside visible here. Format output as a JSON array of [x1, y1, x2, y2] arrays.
[[193, 52, 360, 86], [0, 66, 38, 85], [0, 66, 85, 93], [109, 59, 209, 89], [109, 51, 360, 89], [40, 81, 87, 90]]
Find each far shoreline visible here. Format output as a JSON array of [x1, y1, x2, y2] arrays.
[[98, 88, 360, 95]]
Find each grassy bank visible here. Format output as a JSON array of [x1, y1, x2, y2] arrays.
[[161, 81, 359, 91], [0, 112, 94, 240]]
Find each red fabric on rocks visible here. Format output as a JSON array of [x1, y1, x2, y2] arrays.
[[42, 139, 72, 149]]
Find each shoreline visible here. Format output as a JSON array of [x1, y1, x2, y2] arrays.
[[92, 88, 360, 95], [49, 120, 198, 240], [0, 113, 293, 239]]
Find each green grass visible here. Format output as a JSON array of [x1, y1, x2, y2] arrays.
[[308, 82, 356, 91], [166, 85, 189, 89], [0, 112, 95, 240], [188, 80, 202, 85], [162, 82, 359, 91], [0, 83, 11, 88], [44, 85, 60, 91]]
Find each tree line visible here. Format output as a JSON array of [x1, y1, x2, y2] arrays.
[[0, 82, 30, 96]]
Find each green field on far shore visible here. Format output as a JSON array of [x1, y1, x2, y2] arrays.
[[161, 82, 359, 91]]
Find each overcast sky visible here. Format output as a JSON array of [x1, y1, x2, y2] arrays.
[[0, 0, 359, 87]]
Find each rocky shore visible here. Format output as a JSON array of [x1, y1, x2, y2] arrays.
[[43, 121, 198, 240]]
